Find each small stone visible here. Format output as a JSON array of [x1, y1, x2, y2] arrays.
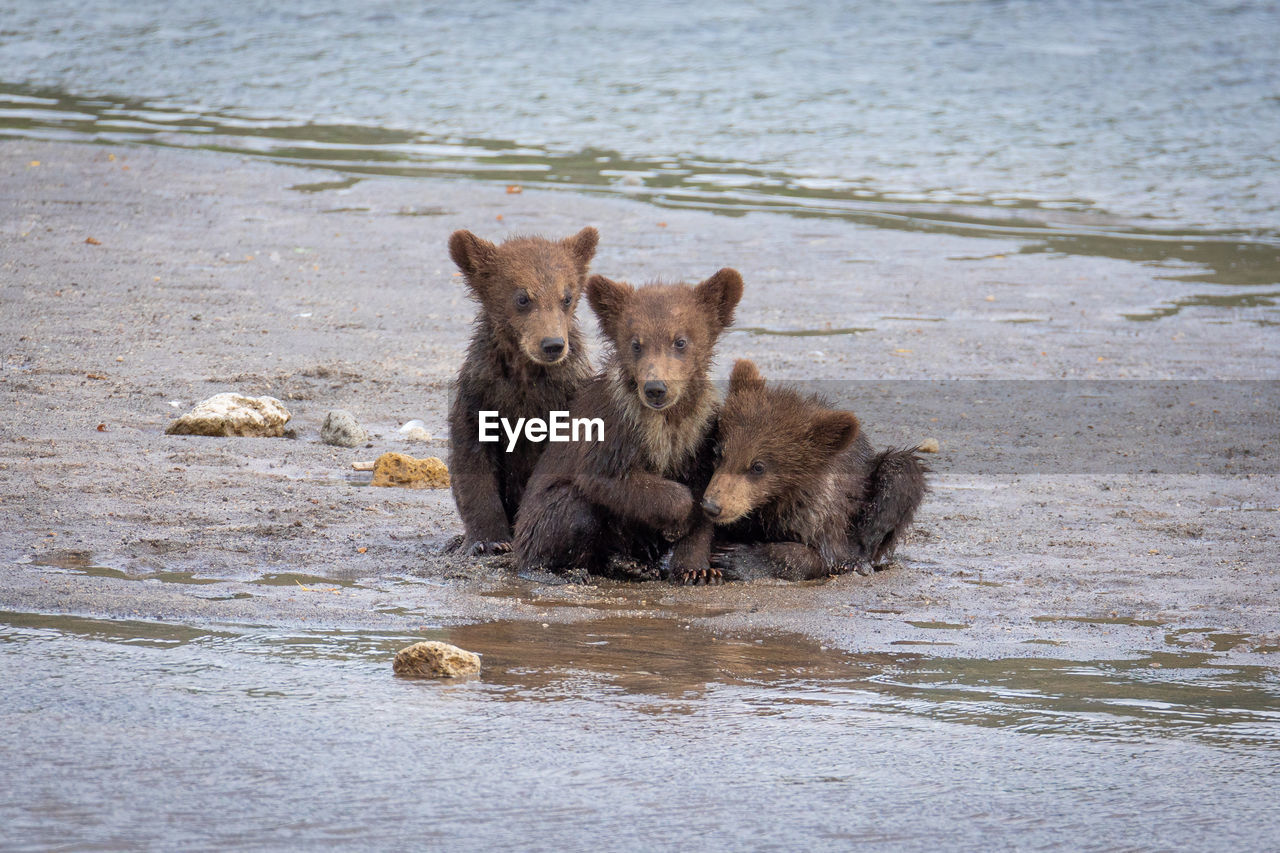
[[371, 452, 450, 489], [321, 410, 368, 447], [917, 437, 940, 453], [393, 641, 480, 678], [398, 419, 433, 442], [166, 393, 290, 437]]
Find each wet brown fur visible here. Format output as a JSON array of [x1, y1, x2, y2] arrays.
[[513, 269, 744, 583], [447, 227, 598, 554], [705, 360, 928, 581]]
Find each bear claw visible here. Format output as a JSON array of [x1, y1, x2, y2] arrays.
[[469, 540, 512, 556], [673, 566, 722, 586]]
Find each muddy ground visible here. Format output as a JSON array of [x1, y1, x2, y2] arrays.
[[2, 140, 1277, 664]]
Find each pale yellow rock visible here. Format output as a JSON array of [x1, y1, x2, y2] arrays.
[[165, 393, 290, 437], [371, 452, 450, 488], [917, 437, 941, 453], [393, 641, 481, 678]]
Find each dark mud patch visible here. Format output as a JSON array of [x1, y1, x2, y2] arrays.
[[289, 176, 362, 193], [1123, 289, 1280, 322], [729, 325, 874, 337], [1034, 614, 1167, 628], [28, 552, 225, 585], [881, 315, 946, 323]]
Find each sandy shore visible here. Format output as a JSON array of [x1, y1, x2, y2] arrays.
[[2, 140, 1277, 663]]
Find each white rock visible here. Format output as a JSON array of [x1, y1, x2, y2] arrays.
[[165, 393, 290, 438], [399, 419, 432, 442]]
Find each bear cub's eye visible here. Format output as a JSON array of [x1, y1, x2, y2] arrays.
[[673, 337, 687, 350], [514, 290, 531, 309], [630, 340, 642, 354], [562, 291, 573, 307], [749, 460, 766, 476]]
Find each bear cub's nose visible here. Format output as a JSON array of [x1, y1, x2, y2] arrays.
[[701, 497, 721, 518], [643, 380, 667, 406], [540, 337, 566, 360]]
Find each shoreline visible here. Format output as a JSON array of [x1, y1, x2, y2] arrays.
[[2, 139, 1277, 665]]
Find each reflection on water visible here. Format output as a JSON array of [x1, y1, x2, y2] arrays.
[[1, 611, 232, 648], [2, 1, 1277, 234], [3, 82, 1278, 289], [3, 609, 1278, 849], [5, 610, 1278, 741]]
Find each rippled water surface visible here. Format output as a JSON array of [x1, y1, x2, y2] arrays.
[[3, 610, 1279, 849], [1, 0, 1277, 259]]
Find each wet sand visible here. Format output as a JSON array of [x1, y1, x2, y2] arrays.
[[2, 139, 1278, 665]]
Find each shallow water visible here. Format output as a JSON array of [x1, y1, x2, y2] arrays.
[[3, 609, 1278, 849], [1, 0, 1278, 285]]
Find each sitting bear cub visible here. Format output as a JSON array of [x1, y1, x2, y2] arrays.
[[514, 269, 744, 583], [446, 227, 599, 555]]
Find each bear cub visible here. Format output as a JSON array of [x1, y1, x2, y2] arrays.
[[703, 359, 927, 580], [514, 268, 744, 583], [447, 227, 599, 555]]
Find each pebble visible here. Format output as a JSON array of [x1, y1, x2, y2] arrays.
[[917, 437, 941, 453], [398, 419, 433, 442], [321, 410, 368, 447]]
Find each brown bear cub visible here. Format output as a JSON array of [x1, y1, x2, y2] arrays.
[[447, 227, 599, 555], [513, 268, 744, 583], [703, 359, 927, 581]]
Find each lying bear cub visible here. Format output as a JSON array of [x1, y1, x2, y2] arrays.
[[701, 359, 928, 582]]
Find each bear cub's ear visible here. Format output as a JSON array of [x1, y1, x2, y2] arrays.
[[808, 410, 861, 457], [449, 230, 498, 280], [586, 274, 634, 341], [728, 359, 765, 396], [694, 267, 745, 331], [562, 226, 599, 270]]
